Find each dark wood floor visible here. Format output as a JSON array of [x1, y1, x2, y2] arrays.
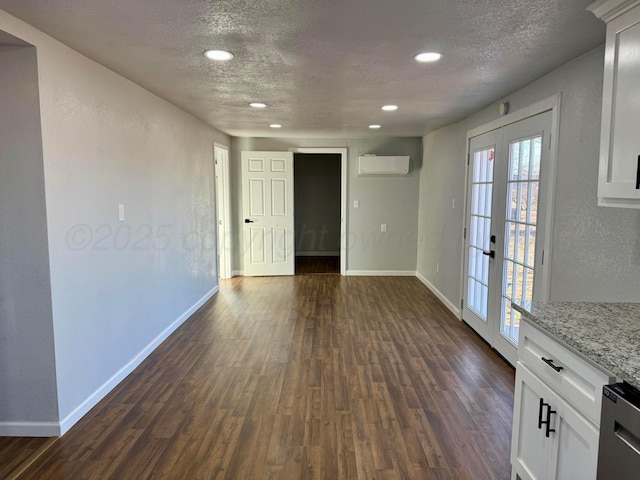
[[5, 276, 514, 479], [0, 437, 55, 480], [295, 256, 340, 275]]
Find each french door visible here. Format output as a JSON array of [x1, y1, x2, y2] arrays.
[[462, 111, 552, 365]]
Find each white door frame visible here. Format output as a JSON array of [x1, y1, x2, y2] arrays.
[[461, 94, 561, 315], [289, 147, 348, 276], [214, 144, 232, 279]]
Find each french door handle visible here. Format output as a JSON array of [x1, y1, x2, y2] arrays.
[[482, 250, 495, 259], [244, 219, 255, 224], [636, 155, 640, 190]]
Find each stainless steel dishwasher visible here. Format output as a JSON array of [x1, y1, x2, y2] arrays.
[[597, 382, 640, 479]]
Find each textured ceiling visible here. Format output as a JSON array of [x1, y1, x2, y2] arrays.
[[0, 0, 605, 138]]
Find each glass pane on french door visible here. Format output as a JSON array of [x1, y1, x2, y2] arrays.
[[467, 147, 494, 322], [500, 134, 543, 345]]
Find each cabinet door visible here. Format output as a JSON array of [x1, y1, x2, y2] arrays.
[[598, 7, 640, 208], [512, 362, 600, 480], [511, 363, 553, 480], [549, 394, 599, 480]]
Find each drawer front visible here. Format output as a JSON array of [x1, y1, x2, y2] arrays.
[[519, 321, 615, 426]]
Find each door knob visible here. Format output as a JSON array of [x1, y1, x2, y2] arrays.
[[482, 250, 495, 259], [244, 219, 255, 223]]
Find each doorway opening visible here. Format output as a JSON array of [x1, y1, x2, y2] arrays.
[[294, 153, 341, 274], [240, 147, 347, 276], [290, 147, 348, 276]]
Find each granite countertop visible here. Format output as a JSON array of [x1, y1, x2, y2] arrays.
[[513, 302, 640, 390]]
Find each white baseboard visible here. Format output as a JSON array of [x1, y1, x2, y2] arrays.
[[296, 251, 340, 257], [0, 421, 60, 437], [58, 285, 219, 436], [416, 272, 460, 318], [346, 270, 416, 277], [231, 270, 243, 277]]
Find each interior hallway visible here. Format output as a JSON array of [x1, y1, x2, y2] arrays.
[[1, 275, 514, 479]]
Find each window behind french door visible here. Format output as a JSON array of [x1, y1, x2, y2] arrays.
[[462, 111, 552, 365]]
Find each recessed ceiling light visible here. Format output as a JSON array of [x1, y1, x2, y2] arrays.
[[250, 102, 267, 108], [414, 52, 442, 63], [382, 105, 398, 111], [204, 50, 234, 61], [270, 124, 282, 128], [369, 125, 381, 129]]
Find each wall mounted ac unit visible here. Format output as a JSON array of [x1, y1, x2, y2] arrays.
[[358, 155, 410, 175]]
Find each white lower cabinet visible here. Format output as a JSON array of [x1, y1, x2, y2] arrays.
[[511, 321, 616, 479], [511, 363, 599, 480]]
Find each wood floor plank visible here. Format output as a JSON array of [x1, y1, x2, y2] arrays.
[[6, 275, 514, 479], [0, 437, 56, 480]]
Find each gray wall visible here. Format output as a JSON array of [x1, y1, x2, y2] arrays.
[[0, 45, 59, 431], [0, 9, 230, 434], [417, 121, 468, 306], [419, 45, 640, 305], [294, 153, 341, 255], [231, 137, 422, 273]]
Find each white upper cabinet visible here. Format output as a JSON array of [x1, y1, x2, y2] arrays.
[[589, 0, 640, 208]]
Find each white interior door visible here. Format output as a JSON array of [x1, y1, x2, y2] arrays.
[[215, 145, 231, 279], [241, 151, 295, 276], [463, 111, 552, 365]]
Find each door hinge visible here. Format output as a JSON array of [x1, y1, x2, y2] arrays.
[[464, 227, 467, 240], [541, 249, 545, 265], [460, 298, 464, 309], [548, 133, 552, 150], [467, 153, 470, 166]]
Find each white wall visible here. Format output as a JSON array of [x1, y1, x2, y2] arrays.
[[419, 45, 640, 309], [231, 137, 422, 274], [0, 10, 230, 434], [0, 43, 59, 434]]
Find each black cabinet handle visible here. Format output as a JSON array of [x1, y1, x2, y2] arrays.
[[244, 219, 255, 223], [545, 405, 557, 438], [482, 250, 495, 258], [636, 155, 640, 190], [541, 357, 563, 373], [538, 398, 545, 430], [538, 399, 556, 437]]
